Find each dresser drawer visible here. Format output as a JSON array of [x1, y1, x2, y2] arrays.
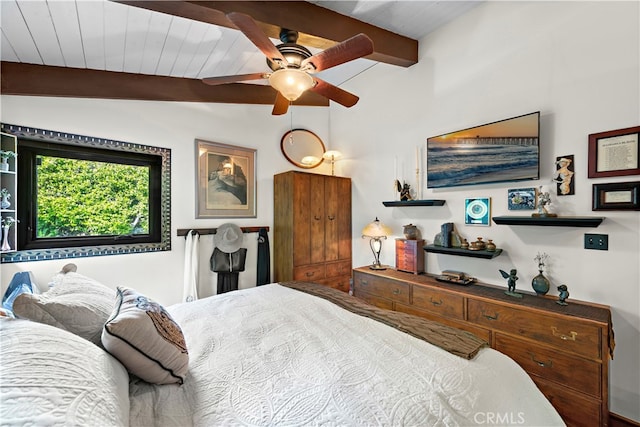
[[495, 334, 601, 398], [355, 290, 394, 310], [412, 285, 464, 320], [325, 260, 352, 278], [293, 264, 325, 281], [532, 376, 602, 427], [353, 273, 410, 304], [396, 303, 491, 342], [468, 299, 602, 359]]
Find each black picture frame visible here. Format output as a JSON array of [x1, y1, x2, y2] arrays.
[[592, 181, 640, 211], [588, 126, 640, 178]]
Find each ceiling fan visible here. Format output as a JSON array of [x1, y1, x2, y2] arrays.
[[202, 12, 374, 115]]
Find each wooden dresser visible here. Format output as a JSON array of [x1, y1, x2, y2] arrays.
[[273, 171, 352, 292], [353, 267, 614, 427]]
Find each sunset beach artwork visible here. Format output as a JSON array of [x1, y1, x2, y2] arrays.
[[427, 112, 540, 189]]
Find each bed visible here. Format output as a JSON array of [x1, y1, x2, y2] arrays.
[[0, 271, 564, 426]]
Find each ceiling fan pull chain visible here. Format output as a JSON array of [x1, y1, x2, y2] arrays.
[[289, 105, 294, 144]]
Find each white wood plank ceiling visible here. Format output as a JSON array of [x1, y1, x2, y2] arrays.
[[1, 0, 480, 89]]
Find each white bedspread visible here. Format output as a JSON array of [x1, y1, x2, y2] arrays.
[[130, 284, 564, 426]]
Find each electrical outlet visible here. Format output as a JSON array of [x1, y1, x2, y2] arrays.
[[584, 234, 608, 250]]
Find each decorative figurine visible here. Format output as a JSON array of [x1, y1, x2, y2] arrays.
[[394, 180, 413, 201], [556, 284, 569, 306], [532, 186, 557, 217], [499, 269, 523, 298]]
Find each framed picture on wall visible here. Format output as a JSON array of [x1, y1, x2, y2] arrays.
[[465, 197, 491, 226], [588, 126, 640, 178], [508, 188, 536, 210], [195, 139, 256, 218], [592, 181, 640, 211]]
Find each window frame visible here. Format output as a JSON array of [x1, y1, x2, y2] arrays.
[[0, 124, 171, 263]]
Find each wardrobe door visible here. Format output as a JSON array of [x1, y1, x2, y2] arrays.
[[309, 173, 326, 264]]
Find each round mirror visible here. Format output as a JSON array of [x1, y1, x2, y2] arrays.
[[281, 129, 326, 169]]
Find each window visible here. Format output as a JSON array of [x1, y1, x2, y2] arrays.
[[0, 124, 171, 263]]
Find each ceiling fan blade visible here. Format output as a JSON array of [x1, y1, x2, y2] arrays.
[[302, 34, 374, 72], [272, 91, 290, 115], [202, 73, 267, 86], [226, 12, 287, 65], [311, 78, 359, 108]]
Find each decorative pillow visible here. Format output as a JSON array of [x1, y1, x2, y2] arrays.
[[102, 287, 189, 385], [12, 272, 115, 346], [0, 318, 129, 426]]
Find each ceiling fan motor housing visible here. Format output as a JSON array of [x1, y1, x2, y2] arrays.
[[267, 29, 312, 71]]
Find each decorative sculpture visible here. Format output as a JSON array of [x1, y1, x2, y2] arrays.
[[499, 269, 523, 298], [440, 222, 454, 248], [533, 186, 557, 217], [394, 180, 413, 202], [556, 284, 570, 306]]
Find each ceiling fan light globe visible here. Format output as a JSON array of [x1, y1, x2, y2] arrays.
[[269, 69, 314, 101]]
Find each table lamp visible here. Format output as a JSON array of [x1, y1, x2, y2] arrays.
[[361, 217, 392, 270]]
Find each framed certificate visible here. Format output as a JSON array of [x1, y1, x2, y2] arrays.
[[588, 126, 640, 178], [592, 181, 640, 211]]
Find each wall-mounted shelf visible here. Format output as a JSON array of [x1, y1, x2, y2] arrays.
[[424, 244, 502, 259], [382, 199, 446, 207], [492, 216, 604, 227]]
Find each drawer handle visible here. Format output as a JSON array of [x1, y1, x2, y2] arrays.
[[551, 327, 577, 341], [392, 289, 401, 295], [314, 215, 321, 221], [529, 353, 553, 368], [360, 280, 368, 286], [430, 297, 443, 306], [481, 309, 499, 321], [305, 272, 315, 277], [328, 215, 335, 221]]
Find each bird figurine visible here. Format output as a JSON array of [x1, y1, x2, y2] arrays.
[[557, 284, 569, 306]]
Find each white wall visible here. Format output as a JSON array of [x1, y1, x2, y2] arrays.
[[0, 0, 638, 421], [335, 1, 639, 420], [0, 97, 331, 305]]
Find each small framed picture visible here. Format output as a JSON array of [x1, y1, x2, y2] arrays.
[[554, 154, 575, 196], [507, 188, 536, 210], [592, 181, 640, 211], [465, 197, 491, 226], [588, 126, 640, 178]]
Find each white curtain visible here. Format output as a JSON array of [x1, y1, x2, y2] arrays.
[[183, 230, 199, 302]]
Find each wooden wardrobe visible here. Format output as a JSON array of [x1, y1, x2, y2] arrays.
[[274, 171, 352, 292]]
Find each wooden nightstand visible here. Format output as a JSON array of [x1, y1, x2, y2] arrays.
[[395, 239, 424, 274]]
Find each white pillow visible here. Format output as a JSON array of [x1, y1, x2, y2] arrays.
[[12, 272, 115, 345], [0, 318, 129, 426], [102, 287, 189, 385]]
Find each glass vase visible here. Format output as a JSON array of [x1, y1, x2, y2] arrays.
[[1, 225, 11, 251], [532, 270, 550, 295]]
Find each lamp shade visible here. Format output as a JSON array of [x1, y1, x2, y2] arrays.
[[362, 217, 392, 238], [269, 69, 315, 101]]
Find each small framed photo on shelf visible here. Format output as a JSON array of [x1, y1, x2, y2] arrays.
[[465, 197, 491, 226], [592, 181, 640, 211], [507, 188, 536, 210], [588, 126, 640, 178]]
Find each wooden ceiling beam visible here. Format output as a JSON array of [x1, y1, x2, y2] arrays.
[[0, 62, 329, 106], [111, 0, 418, 67]]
